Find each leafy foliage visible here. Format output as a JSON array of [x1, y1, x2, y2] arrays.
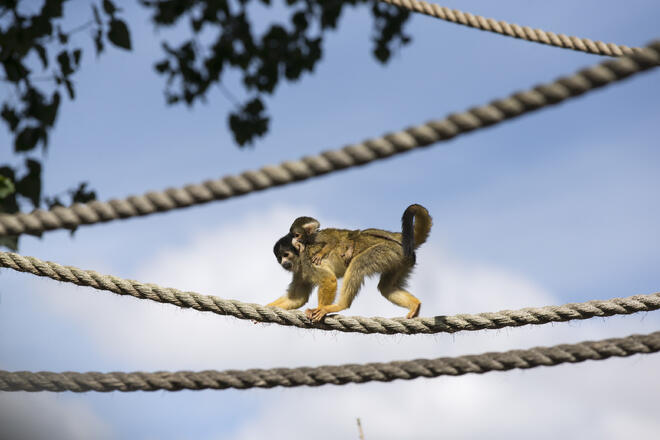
[[0, 0, 131, 248], [144, 0, 410, 145], [0, 0, 411, 249]]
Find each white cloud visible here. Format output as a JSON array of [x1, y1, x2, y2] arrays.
[[28, 206, 660, 438], [0, 393, 113, 440]]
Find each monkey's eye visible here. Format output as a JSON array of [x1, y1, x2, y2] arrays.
[[294, 233, 301, 238]]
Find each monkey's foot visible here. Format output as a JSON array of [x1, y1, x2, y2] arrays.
[[406, 302, 421, 319], [342, 246, 353, 262]]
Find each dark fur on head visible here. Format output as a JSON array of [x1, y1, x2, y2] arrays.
[[273, 233, 299, 271]]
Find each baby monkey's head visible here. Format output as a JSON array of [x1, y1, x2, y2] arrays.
[[273, 233, 299, 271], [289, 216, 320, 252]]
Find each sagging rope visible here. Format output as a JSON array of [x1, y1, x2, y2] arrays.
[[0, 42, 658, 238], [380, 0, 642, 57], [2, 250, 658, 335], [2, 330, 658, 392]]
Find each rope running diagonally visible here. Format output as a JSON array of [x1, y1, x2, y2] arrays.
[[2, 331, 658, 392], [379, 0, 643, 57], [0, 42, 658, 238], [2, 251, 658, 335]]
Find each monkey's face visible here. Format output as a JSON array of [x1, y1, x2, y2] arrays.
[[290, 232, 305, 253], [289, 216, 320, 253], [278, 249, 298, 271], [273, 233, 299, 272]]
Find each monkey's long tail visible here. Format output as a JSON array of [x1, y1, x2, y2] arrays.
[[401, 204, 432, 259]]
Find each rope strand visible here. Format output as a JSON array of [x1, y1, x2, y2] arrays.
[[379, 0, 642, 56], [2, 250, 658, 335], [2, 330, 658, 392]]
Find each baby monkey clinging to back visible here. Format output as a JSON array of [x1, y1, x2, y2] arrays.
[[270, 204, 432, 321]]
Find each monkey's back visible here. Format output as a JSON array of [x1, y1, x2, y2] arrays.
[[354, 229, 403, 255]]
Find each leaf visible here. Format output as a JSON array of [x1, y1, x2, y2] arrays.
[[57, 25, 68, 44], [32, 13, 53, 37], [92, 4, 102, 24], [374, 45, 390, 63], [292, 11, 308, 31], [1, 105, 20, 131], [94, 28, 105, 56], [41, 0, 64, 18], [70, 182, 96, 204], [0, 167, 18, 215], [228, 98, 270, 146], [73, 49, 82, 66], [0, 176, 15, 199], [33, 44, 49, 69], [14, 127, 42, 152], [15, 159, 42, 208], [45, 196, 64, 209], [155, 60, 169, 73], [43, 92, 61, 126], [107, 19, 131, 50], [56, 50, 73, 76], [191, 17, 203, 32], [103, 0, 117, 15], [3, 58, 30, 82], [63, 78, 75, 100]]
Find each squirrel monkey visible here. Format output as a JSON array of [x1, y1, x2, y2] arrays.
[[270, 204, 432, 321], [271, 232, 348, 312]]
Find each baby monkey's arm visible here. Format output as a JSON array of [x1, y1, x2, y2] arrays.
[[310, 241, 333, 264]]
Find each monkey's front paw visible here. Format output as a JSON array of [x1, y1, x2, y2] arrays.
[[304, 308, 327, 322], [311, 255, 323, 265], [342, 248, 353, 261], [311, 308, 329, 322]]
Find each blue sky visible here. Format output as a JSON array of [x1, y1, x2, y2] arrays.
[[1, 1, 659, 438]]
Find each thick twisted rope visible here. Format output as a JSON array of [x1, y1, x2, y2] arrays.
[[0, 42, 658, 238], [380, 0, 643, 57], [2, 331, 658, 392], [2, 251, 659, 335]]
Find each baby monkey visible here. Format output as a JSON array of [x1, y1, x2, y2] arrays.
[[270, 204, 432, 321], [290, 217, 357, 264]]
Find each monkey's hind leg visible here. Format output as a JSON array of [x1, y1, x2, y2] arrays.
[[378, 264, 421, 319], [308, 244, 398, 322]]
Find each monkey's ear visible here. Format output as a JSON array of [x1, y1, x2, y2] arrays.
[[301, 219, 320, 234]]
